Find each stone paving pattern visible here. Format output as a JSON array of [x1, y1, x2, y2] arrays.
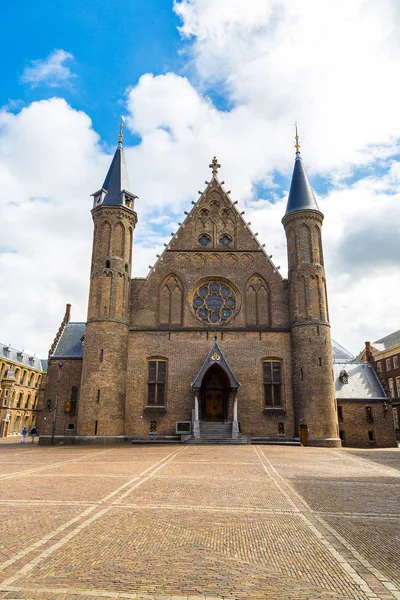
[[0, 443, 399, 600]]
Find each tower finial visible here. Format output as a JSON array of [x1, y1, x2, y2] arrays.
[[118, 115, 125, 147], [294, 122, 301, 156], [209, 156, 221, 177]]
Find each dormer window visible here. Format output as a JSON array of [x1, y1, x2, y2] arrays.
[[124, 195, 133, 208]]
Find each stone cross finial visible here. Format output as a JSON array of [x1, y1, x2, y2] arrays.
[[209, 156, 221, 177]]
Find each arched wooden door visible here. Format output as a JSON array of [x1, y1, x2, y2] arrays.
[[200, 364, 230, 422]]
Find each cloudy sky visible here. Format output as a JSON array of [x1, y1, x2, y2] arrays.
[[1, 0, 400, 359]]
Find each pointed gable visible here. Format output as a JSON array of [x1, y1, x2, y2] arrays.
[[165, 165, 264, 254], [192, 341, 240, 389]]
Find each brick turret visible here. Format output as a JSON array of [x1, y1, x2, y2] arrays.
[[77, 127, 138, 438], [282, 136, 340, 447]]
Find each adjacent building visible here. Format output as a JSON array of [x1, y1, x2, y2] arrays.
[[0, 343, 47, 437], [359, 332, 400, 442]]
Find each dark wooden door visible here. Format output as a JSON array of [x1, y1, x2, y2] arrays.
[[205, 390, 224, 422]]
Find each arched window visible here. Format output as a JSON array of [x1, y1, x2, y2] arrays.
[[245, 275, 270, 326], [100, 221, 111, 255], [299, 223, 313, 263], [159, 275, 183, 326], [112, 222, 125, 258]]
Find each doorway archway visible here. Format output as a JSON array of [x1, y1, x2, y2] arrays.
[[200, 364, 230, 422]]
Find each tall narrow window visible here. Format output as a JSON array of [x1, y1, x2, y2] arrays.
[[70, 386, 79, 415], [147, 360, 167, 406], [263, 361, 282, 407]]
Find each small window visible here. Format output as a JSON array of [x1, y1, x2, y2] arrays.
[[377, 361, 382, 372], [219, 234, 233, 247], [100, 349, 104, 363], [263, 361, 282, 408], [338, 406, 343, 422], [67, 423, 75, 430], [96, 389, 100, 404], [125, 263, 129, 272], [278, 422, 285, 435], [396, 377, 400, 398], [105, 259, 111, 269], [365, 406, 373, 422], [150, 420, 157, 434], [70, 386, 79, 415], [198, 234, 211, 247], [393, 356, 399, 370], [368, 430, 375, 442], [388, 379, 395, 399], [386, 358, 391, 371], [147, 360, 166, 406]]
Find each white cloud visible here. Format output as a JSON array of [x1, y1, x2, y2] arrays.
[[21, 50, 76, 88], [2, 1, 400, 358]]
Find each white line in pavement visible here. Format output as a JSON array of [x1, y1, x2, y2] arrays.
[[0, 446, 186, 581]]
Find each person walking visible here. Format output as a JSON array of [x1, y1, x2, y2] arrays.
[[30, 425, 37, 443], [21, 426, 27, 443]]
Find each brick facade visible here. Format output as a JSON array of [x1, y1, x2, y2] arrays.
[[39, 148, 396, 448]]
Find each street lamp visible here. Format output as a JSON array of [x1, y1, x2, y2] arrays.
[[51, 361, 64, 445]]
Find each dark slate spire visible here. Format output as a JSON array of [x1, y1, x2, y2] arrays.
[[92, 118, 137, 210], [285, 127, 320, 215]]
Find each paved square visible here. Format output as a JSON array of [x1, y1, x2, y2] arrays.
[[0, 443, 399, 600]]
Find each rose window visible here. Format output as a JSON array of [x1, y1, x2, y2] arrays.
[[193, 280, 237, 324]]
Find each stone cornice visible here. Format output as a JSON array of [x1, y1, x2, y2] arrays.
[[282, 209, 323, 227]]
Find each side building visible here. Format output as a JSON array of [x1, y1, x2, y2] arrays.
[[0, 343, 47, 438], [358, 332, 400, 442]]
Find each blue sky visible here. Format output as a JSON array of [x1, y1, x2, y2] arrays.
[[1, 0, 183, 146], [1, 0, 400, 357]]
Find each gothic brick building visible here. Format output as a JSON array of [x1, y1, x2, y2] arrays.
[[38, 135, 395, 447]]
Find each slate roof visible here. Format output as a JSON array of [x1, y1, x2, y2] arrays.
[[334, 362, 386, 400], [192, 341, 240, 389], [100, 145, 132, 207], [285, 155, 320, 215], [332, 339, 354, 361], [373, 329, 400, 351], [52, 323, 86, 358], [0, 342, 47, 372]]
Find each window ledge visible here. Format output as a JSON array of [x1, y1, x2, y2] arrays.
[[144, 405, 166, 413], [263, 407, 285, 419]]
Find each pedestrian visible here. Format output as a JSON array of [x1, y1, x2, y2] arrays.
[[21, 426, 27, 443], [30, 425, 37, 443]]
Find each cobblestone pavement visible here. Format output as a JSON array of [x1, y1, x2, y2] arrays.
[[0, 443, 399, 600]]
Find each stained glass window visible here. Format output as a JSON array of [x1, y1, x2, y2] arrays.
[[193, 280, 237, 324], [219, 234, 233, 246], [198, 234, 211, 247]]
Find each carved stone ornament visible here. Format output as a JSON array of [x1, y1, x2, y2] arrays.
[[339, 369, 349, 384], [211, 352, 221, 361]]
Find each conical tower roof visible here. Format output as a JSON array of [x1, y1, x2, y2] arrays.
[[101, 143, 131, 207], [285, 154, 320, 215], [92, 120, 137, 211], [285, 128, 320, 215]]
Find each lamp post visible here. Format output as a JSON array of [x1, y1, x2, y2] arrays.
[[51, 361, 63, 446]]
